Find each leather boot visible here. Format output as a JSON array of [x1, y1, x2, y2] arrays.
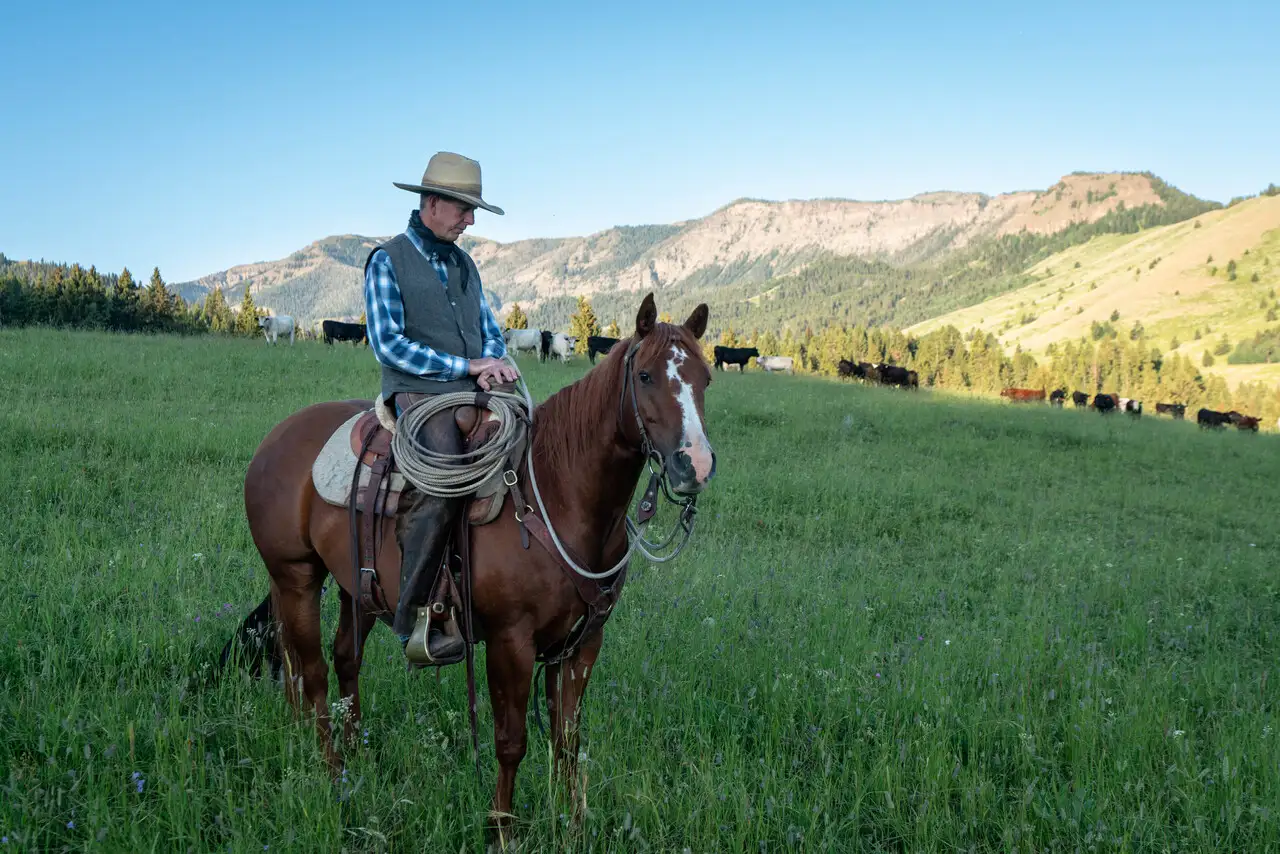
[[392, 404, 465, 665]]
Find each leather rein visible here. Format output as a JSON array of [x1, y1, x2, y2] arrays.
[[517, 337, 700, 593]]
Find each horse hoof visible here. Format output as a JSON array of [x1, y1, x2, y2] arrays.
[[485, 812, 520, 853]]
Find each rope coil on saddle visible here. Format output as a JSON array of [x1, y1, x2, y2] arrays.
[[390, 384, 531, 498]]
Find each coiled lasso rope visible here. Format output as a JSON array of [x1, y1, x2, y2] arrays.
[[389, 363, 533, 498]]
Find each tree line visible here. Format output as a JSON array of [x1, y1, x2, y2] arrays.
[[0, 256, 269, 337], [5, 254, 1277, 427], [552, 291, 1280, 427]]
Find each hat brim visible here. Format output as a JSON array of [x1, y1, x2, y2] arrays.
[[393, 182, 504, 216]]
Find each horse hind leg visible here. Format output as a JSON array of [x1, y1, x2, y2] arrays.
[[332, 588, 376, 749], [272, 567, 343, 774]]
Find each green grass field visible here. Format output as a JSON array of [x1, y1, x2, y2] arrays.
[[2, 328, 1278, 853]]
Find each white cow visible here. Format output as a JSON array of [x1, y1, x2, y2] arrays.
[[756, 355, 794, 375], [503, 328, 544, 359], [259, 314, 295, 345], [550, 332, 578, 363]]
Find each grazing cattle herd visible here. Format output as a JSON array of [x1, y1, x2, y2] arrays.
[[277, 323, 1274, 434], [999, 386, 1262, 433]]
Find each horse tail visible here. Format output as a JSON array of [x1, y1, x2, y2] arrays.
[[216, 594, 283, 681]]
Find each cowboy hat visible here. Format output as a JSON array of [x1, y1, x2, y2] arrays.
[[393, 151, 504, 215]]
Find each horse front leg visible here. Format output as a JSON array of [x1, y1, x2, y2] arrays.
[[332, 589, 376, 749], [545, 632, 603, 823], [485, 629, 536, 850]]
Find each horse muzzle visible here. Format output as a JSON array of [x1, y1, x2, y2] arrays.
[[667, 444, 716, 495]]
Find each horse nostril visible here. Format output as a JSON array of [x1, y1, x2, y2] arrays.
[[672, 451, 693, 478]]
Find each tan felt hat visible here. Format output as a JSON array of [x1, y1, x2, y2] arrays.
[[393, 151, 504, 215]]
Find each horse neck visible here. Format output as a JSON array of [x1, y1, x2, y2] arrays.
[[530, 352, 645, 564]]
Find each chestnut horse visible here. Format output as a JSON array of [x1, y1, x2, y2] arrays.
[[223, 294, 716, 841]]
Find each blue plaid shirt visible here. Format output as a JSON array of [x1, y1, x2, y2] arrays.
[[364, 227, 506, 381]]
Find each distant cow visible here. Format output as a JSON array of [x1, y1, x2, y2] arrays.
[[503, 328, 544, 359], [1236, 415, 1261, 432], [587, 335, 620, 364], [321, 319, 367, 346], [549, 332, 578, 363], [1093, 393, 1118, 414], [540, 330, 553, 362], [714, 346, 760, 371], [258, 314, 295, 345], [1197, 408, 1233, 428], [870, 363, 921, 389], [1049, 389, 1066, 407], [1122, 399, 1143, 417], [1001, 387, 1045, 403], [756, 355, 794, 374], [836, 358, 862, 380], [1155, 402, 1186, 419], [1071, 391, 1090, 408]]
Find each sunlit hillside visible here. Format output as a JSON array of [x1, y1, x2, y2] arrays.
[[910, 195, 1280, 388]]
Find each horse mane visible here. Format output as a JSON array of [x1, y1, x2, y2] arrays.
[[532, 322, 700, 475]]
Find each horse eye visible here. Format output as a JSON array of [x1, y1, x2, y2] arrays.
[[638, 371, 652, 385]]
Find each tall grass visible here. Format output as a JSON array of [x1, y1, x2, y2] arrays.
[[1, 328, 1277, 852]]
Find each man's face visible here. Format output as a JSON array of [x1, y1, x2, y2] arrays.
[[422, 195, 476, 242]]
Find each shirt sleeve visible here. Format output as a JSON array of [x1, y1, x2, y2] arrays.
[[363, 249, 470, 381], [478, 287, 508, 360]]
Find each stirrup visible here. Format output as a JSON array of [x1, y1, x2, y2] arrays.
[[405, 606, 465, 666]]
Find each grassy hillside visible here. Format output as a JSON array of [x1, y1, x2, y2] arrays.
[[911, 194, 1280, 389], [3, 327, 1279, 851]]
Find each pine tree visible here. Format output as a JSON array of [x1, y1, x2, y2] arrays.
[[505, 302, 528, 330], [567, 296, 600, 354], [658, 311, 673, 323], [603, 320, 620, 338], [236, 286, 261, 336], [719, 326, 739, 347], [143, 267, 173, 327], [205, 286, 234, 333]]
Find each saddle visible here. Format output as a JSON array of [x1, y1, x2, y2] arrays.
[[311, 393, 526, 622]]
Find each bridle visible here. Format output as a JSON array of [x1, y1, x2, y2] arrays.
[[521, 336, 701, 581]]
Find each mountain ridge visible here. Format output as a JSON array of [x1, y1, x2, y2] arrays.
[[174, 171, 1213, 330]]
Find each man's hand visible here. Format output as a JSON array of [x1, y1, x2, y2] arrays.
[[468, 357, 521, 391]]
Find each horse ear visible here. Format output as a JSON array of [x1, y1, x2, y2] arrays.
[[684, 304, 709, 340], [635, 293, 657, 338]]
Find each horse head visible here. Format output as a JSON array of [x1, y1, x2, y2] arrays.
[[624, 294, 715, 495]]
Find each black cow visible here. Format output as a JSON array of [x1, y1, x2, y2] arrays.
[[1071, 391, 1089, 407], [587, 335, 620, 365], [1197, 408, 1234, 428], [539, 329, 553, 362], [836, 359, 865, 380], [877, 364, 912, 388], [1093, 393, 1118, 414], [322, 320, 367, 346], [1155, 402, 1186, 419], [713, 346, 759, 371], [1049, 389, 1066, 407]]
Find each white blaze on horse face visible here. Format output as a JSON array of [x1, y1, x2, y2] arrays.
[[666, 345, 714, 483]]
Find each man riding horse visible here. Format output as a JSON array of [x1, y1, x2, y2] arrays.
[[363, 151, 520, 665]]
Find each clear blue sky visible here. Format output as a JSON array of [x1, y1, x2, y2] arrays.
[[2, 0, 1276, 282]]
